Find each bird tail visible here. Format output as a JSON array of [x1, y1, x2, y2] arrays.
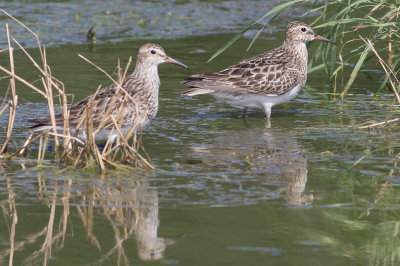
[[28, 116, 58, 131], [180, 87, 215, 96], [180, 76, 215, 96]]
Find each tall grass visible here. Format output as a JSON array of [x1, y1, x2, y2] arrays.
[[209, 0, 400, 99], [0, 24, 17, 155], [0, 10, 153, 170]]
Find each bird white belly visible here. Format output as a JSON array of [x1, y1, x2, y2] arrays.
[[212, 84, 302, 110]]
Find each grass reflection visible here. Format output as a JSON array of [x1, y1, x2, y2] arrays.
[[0, 171, 173, 265]]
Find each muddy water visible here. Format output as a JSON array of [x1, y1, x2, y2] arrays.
[[1, 1, 400, 265]]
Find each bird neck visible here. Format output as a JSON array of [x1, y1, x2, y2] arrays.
[[283, 41, 308, 70], [133, 62, 160, 90]]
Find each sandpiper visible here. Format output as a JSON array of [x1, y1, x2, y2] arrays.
[[181, 21, 335, 124], [30, 43, 188, 143]]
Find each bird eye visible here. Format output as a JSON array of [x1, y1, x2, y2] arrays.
[[301, 28, 306, 32], [151, 50, 156, 54]]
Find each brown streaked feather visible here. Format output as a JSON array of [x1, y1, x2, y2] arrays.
[[29, 43, 167, 132], [30, 75, 156, 130], [181, 45, 305, 97], [180, 21, 335, 121]]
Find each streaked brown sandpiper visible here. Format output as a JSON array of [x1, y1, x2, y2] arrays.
[[181, 21, 335, 126], [30, 43, 188, 143]]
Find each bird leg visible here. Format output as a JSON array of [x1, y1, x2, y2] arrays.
[[263, 105, 272, 128], [263, 105, 272, 119], [265, 119, 271, 128]]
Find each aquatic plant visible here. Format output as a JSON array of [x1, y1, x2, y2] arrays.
[[0, 9, 152, 170]]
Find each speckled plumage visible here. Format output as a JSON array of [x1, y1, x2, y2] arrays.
[[30, 43, 188, 142], [181, 21, 335, 122]]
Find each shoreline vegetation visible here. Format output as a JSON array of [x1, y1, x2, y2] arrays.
[[0, 9, 153, 171]]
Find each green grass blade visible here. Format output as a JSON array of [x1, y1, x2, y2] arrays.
[[207, 0, 307, 62], [340, 44, 370, 98], [308, 63, 325, 73], [246, 26, 266, 52], [207, 31, 245, 63]]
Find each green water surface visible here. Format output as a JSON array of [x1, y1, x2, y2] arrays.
[[1, 1, 400, 265]]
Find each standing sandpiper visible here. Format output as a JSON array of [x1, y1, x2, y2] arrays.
[[30, 43, 188, 143], [181, 21, 335, 125]]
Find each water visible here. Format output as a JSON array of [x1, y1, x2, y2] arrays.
[[0, 0, 287, 48], [1, 1, 400, 265]]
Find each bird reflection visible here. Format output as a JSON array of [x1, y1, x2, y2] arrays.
[[0, 173, 173, 265], [80, 175, 175, 263], [186, 125, 312, 206], [133, 183, 175, 260]]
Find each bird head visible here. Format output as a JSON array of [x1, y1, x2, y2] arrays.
[[285, 21, 336, 45], [137, 43, 188, 69]]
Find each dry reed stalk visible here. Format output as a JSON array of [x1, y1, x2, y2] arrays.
[[92, 184, 135, 265], [41, 46, 61, 156], [6, 178, 17, 266], [103, 210, 130, 266], [2, 132, 42, 160], [53, 53, 150, 169], [47, 132, 84, 145], [0, 24, 18, 155], [57, 178, 71, 250], [1, 99, 17, 154], [0, 226, 47, 265], [18, 132, 34, 156], [0, 64, 46, 96], [76, 54, 152, 168], [357, 37, 400, 129], [0, 11, 69, 162], [38, 131, 49, 166], [0, 96, 11, 117], [2, 9, 70, 157], [42, 192, 56, 266], [22, 192, 71, 265], [10, 174, 70, 265], [37, 133, 43, 165], [388, 28, 392, 69], [23, 230, 65, 266], [78, 54, 136, 103], [98, 183, 133, 264], [75, 205, 101, 250], [84, 92, 97, 168], [359, 118, 400, 129], [361, 37, 400, 104], [78, 55, 139, 141], [94, 146, 106, 170]]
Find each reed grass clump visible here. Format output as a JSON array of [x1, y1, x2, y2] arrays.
[[0, 9, 152, 170]]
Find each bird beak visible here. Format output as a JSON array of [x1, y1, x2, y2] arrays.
[[314, 34, 336, 45], [164, 56, 189, 69]]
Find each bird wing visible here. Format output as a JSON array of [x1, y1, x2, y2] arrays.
[[70, 79, 146, 129], [181, 48, 302, 96], [30, 75, 145, 131], [28, 87, 118, 130]]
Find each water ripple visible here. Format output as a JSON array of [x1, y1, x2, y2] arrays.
[[0, 0, 282, 48]]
